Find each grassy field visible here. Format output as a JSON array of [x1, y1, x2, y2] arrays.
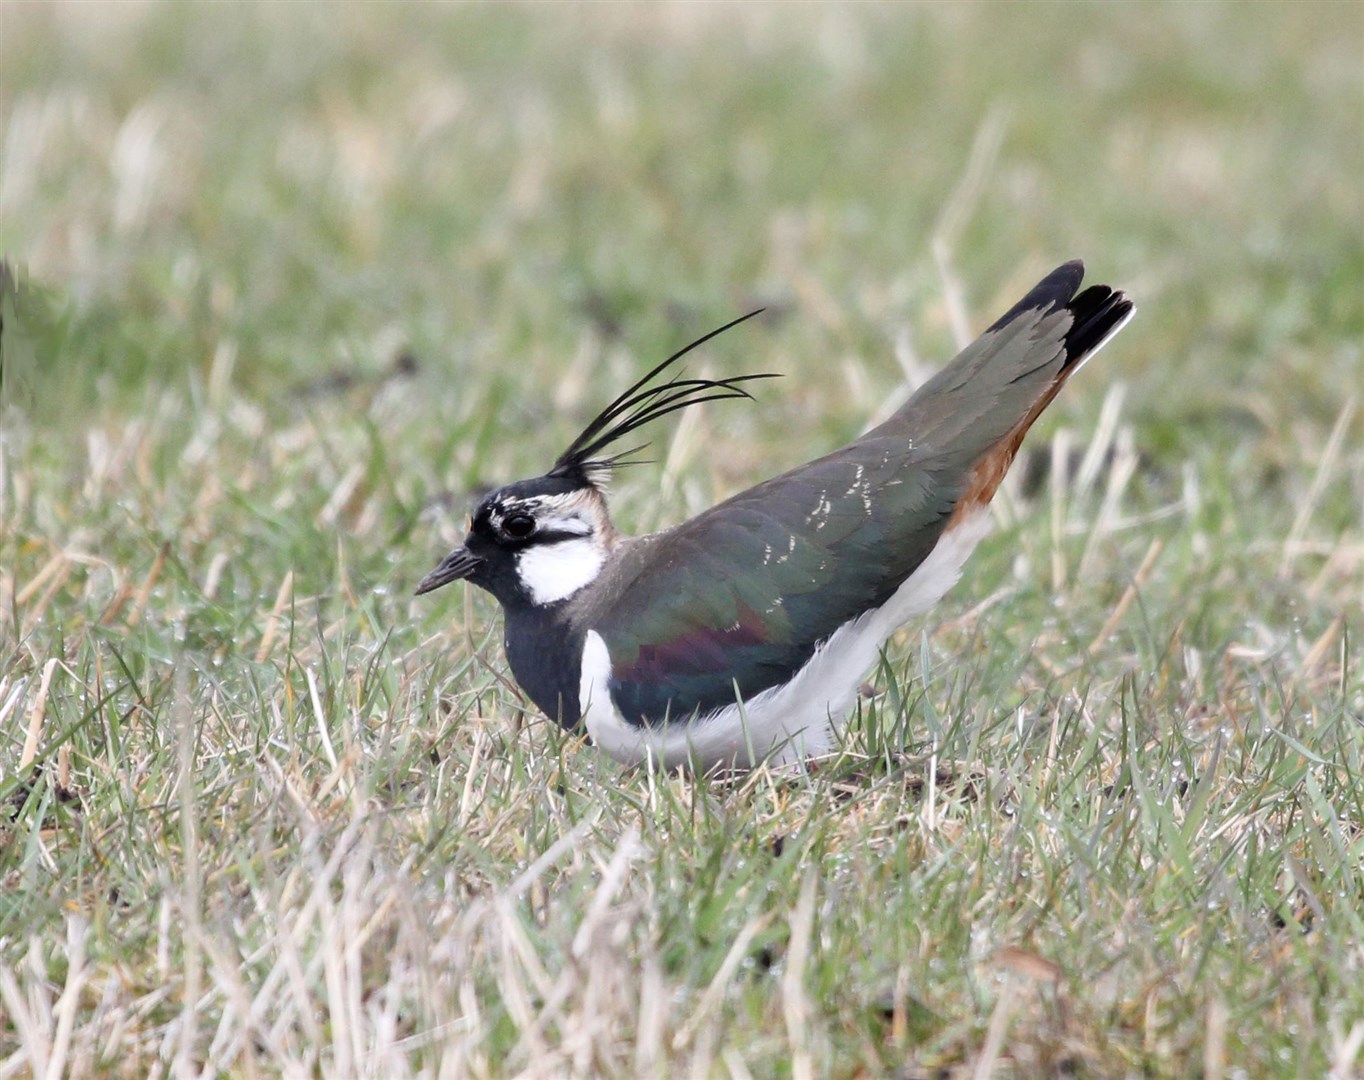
[[2, 2, 1362, 1076]]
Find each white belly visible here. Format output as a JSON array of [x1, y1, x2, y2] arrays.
[[579, 511, 993, 770]]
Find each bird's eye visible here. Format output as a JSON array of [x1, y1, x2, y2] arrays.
[[502, 513, 536, 539]]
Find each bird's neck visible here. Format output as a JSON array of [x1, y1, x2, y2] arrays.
[[502, 603, 585, 730]]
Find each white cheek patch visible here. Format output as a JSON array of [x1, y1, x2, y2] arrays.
[[517, 537, 605, 604]]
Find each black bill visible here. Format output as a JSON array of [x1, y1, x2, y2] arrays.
[[414, 547, 482, 595]]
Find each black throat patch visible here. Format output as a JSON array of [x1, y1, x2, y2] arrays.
[[501, 603, 586, 729]]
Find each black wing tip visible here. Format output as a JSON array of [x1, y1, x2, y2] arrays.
[[985, 260, 1132, 365], [984, 260, 1086, 334], [1050, 258, 1086, 289]]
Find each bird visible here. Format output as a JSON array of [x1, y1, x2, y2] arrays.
[[416, 261, 1133, 771]]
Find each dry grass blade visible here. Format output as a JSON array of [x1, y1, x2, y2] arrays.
[[1282, 396, 1357, 573], [782, 870, 818, 1080], [673, 913, 775, 1052], [19, 657, 58, 769], [1087, 537, 1165, 654]]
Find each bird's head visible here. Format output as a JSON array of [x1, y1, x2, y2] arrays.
[[415, 471, 617, 608], [416, 308, 774, 610]]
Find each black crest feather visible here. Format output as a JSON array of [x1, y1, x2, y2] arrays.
[[549, 309, 775, 484]]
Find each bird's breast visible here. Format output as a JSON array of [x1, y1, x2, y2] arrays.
[[501, 606, 586, 729]]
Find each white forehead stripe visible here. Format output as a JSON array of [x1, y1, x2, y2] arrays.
[[518, 538, 605, 605]]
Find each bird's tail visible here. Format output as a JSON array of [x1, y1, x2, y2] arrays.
[[888, 260, 1134, 520]]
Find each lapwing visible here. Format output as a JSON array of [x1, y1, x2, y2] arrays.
[[417, 261, 1133, 770]]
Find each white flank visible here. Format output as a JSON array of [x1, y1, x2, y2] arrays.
[[518, 538, 606, 605], [581, 509, 994, 771]]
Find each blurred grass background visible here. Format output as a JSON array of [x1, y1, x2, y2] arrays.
[[1, 2, 1361, 1077]]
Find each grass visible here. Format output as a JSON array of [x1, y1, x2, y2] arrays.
[[1, 2, 1362, 1076]]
